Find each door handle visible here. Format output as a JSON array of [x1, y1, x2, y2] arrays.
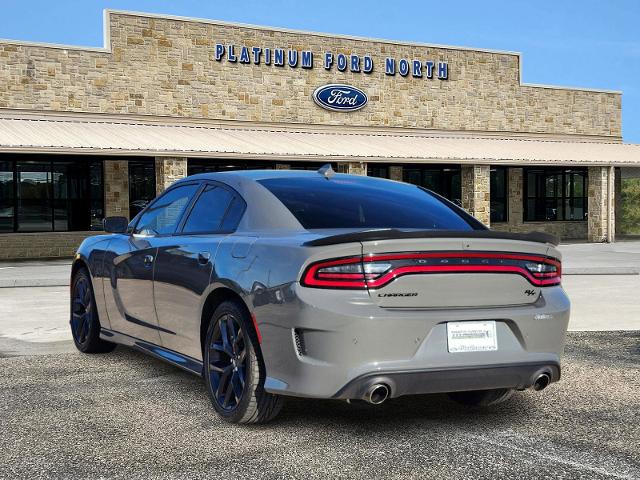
[[197, 252, 211, 265], [143, 254, 154, 267]]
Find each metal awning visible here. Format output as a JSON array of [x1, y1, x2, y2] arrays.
[[0, 112, 639, 166]]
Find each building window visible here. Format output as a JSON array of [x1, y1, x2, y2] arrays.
[[186, 159, 335, 176], [187, 159, 274, 175], [0, 156, 104, 232], [403, 165, 462, 205], [367, 164, 461, 204], [128, 159, 156, 219], [490, 167, 508, 223], [524, 168, 587, 221], [0, 161, 15, 232], [367, 164, 389, 179], [289, 161, 336, 171]]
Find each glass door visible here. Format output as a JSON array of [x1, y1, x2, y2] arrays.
[[17, 162, 52, 232]]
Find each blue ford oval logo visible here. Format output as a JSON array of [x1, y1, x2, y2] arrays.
[[312, 84, 368, 112]]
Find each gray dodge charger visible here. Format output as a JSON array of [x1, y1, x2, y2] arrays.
[[70, 167, 570, 423]]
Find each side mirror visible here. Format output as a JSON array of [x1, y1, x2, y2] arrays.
[[103, 216, 129, 234]]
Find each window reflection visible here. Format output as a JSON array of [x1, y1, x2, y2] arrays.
[[129, 159, 156, 219], [490, 167, 508, 223], [1, 156, 105, 232], [0, 161, 15, 232], [367, 163, 462, 205], [17, 162, 52, 232], [525, 168, 587, 221]]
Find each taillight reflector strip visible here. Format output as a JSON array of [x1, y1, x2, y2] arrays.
[[301, 252, 561, 289]]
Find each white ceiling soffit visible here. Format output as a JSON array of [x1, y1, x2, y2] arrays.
[[0, 116, 639, 166]]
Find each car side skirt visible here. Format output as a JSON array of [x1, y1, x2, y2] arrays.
[[100, 328, 203, 376]]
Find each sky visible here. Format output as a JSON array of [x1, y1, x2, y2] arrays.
[[1, 0, 638, 142]]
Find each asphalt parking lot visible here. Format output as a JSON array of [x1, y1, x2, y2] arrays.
[[1, 243, 639, 479], [0, 332, 638, 479]]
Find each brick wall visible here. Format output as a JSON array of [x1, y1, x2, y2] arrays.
[[0, 231, 102, 260], [587, 166, 615, 242], [155, 156, 188, 194], [104, 160, 130, 219], [461, 165, 490, 226], [338, 162, 367, 175], [0, 11, 621, 138]]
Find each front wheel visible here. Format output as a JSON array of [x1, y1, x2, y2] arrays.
[[447, 388, 514, 407], [70, 268, 116, 354], [203, 300, 283, 424]]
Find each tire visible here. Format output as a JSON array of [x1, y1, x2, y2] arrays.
[[70, 268, 116, 354], [203, 300, 283, 424], [447, 388, 514, 407]]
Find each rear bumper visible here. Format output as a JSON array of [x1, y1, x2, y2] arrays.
[[333, 362, 560, 400], [256, 283, 570, 399]]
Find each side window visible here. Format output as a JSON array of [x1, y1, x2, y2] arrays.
[[220, 196, 245, 231], [134, 183, 199, 235], [182, 184, 235, 234]]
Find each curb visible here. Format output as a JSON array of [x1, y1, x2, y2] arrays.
[[0, 280, 69, 288]]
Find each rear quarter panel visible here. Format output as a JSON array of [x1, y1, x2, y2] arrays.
[[214, 233, 364, 370]]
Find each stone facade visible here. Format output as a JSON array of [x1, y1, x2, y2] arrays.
[[0, 231, 102, 260], [491, 168, 588, 240], [0, 11, 626, 259], [0, 11, 621, 138], [389, 166, 403, 181], [155, 156, 188, 195], [461, 165, 490, 226], [587, 166, 615, 242], [104, 160, 130, 218], [338, 162, 367, 176]]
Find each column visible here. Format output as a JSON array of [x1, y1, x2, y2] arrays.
[[461, 164, 491, 226], [389, 165, 403, 181], [507, 167, 524, 227], [588, 166, 615, 242], [155, 156, 188, 195], [337, 162, 367, 175], [614, 167, 622, 238], [104, 160, 130, 219]]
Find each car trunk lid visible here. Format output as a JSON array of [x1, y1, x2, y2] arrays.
[[359, 236, 559, 309]]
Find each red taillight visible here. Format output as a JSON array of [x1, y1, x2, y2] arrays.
[[301, 256, 389, 289], [301, 252, 561, 289]]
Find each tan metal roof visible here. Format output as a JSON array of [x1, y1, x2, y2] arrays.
[[0, 114, 638, 166]]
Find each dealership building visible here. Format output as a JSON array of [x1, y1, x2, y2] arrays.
[[0, 10, 639, 259]]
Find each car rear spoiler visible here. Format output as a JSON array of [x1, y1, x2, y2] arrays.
[[304, 229, 560, 247]]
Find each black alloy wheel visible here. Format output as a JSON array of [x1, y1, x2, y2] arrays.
[[70, 268, 116, 354], [203, 300, 283, 423], [207, 313, 248, 411]]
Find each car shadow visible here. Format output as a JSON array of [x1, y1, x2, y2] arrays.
[[107, 346, 539, 431]]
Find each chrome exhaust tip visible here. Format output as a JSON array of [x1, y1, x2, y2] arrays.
[[532, 373, 551, 391], [365, 384, 390, 405]]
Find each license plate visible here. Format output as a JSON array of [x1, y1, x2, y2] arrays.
[[447, 321, 498, 353]]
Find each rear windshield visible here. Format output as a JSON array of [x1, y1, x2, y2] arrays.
[[258, 176, 476, 230]]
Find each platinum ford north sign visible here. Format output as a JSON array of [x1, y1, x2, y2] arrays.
[[214, 44, 449, 80], [313, 84, 368, 112]]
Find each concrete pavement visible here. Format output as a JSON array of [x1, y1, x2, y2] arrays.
[[1, 331, 638, 479], [0, 259, 70, 287], [560, 241, 640, 273]]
